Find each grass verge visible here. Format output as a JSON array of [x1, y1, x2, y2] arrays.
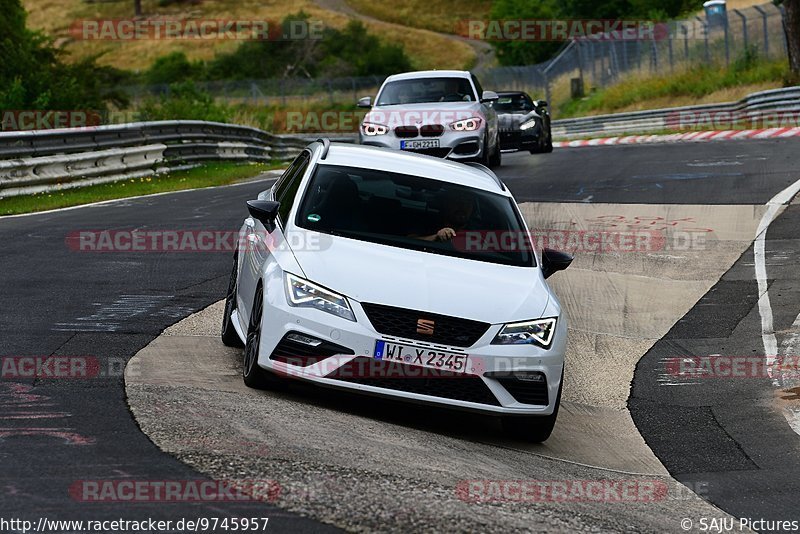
[[0, 161, 281, 217], [344, 0, 491, 35], [557, 56, 791, 118], [22, 0, 473, 72]]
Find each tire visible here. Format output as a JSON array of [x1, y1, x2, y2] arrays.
[[479, 133, 491, 166], [488, 134, 502, 168], [242, 284, 284, 390], [221, 253, 244, 347], [501, 373, 563, 443], [544, 127, 554, 153]]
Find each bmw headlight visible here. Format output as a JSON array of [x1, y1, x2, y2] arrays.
[[492, 318, 557, 348], [361, 122, 388, 136], [520, 117, 540, 131], [284, 273, 356, 322], [449, 117, 482, 131]]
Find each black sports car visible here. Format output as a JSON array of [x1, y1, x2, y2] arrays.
[[495, 91, 553, 154]]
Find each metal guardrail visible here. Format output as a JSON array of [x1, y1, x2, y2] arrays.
[[1, 85, 797, 197], [0, 121, 353, 197], [552, 86, 800, 138]]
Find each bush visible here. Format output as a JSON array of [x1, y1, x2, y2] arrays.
[[490, 0, 706, 66], [488, 0, 562, 66], [145, 13, 413, 83], [146, 52, 204, 85], [319, 20, 412, 77], [0, 0, 128, 111], [138, 82, 230, 122]]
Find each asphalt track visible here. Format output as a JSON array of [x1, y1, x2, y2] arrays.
[[1, 138, 799, 531], [630, 201, 800, 523]]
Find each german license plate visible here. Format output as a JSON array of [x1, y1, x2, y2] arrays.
[[374, 340, 469, 373], [400, 139, 440, 150]]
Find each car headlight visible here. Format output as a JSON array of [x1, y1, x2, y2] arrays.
[[361, 122, 388, 136], [284, 273, 356, 322], [520, 118, 540, 131], [492, 318, 557, 348], [449, 117, 482, 131]]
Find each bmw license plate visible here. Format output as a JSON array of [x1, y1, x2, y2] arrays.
[[400, 139, 440, 150], [374, 340, 469, 373]]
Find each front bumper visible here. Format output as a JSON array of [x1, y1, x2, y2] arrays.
[[359, 129, 486, 161], [250, 274, 566, 416], [500, 128, 542, 151]]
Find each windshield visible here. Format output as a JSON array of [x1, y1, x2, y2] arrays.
[[295, 164, 535, 268], [494, 94, 534, 112], [377, 77, 476, 105]]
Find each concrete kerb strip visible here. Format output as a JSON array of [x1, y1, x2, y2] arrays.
[[553, 128, 800, 149]]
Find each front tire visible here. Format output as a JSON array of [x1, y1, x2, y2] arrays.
[[242, 284, 284, 390], [488, 134, 502, 168], [221, 254, 244, 347], [544, 127, 553, 153], [479, 133, 492, 166], [501, 374, 562, 443]]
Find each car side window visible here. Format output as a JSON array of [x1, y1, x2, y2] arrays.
[[276, 151, 311, 224], [273, 153, 305, 201]]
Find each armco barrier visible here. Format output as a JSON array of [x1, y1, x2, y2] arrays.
[[1, 86, 797, 197], [0, 121, 353, 197], [552, 86, 800, 139]]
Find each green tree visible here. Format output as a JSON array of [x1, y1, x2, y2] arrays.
[[0, 0, 126, 110], [202, 15, 412, 81], [319, 20, 411, 76], [779, 0, 800, 75], [489, 0, 562, 65]]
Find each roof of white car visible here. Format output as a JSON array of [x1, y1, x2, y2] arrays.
[[384, 70, 472, 82], [318, 143, 508, 195]]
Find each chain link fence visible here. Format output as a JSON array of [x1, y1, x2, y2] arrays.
[[122, 2, 788, 108], [532, 2, 788, 105]]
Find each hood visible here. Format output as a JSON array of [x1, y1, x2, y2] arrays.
[[290, 233, 549, 324], [366, 102, 484, 127], [497, 110, 540, 130]]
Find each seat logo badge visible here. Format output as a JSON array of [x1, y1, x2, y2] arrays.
[[417, 319, 435, 335]]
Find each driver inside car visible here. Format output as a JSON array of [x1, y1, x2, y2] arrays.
[[439, 79, 471, 102], [414, 189, 475, 242]]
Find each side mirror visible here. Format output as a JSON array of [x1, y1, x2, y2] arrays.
[[481, 90, 499, 102], [541, 248, 573, 279], [357, 96, 372, 108], [535, 100, 548, 108], [247, 200, 280, 230]]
